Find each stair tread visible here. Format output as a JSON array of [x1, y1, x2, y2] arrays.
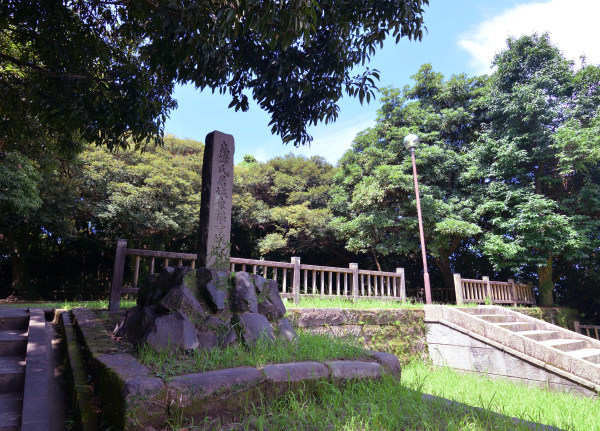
[[0, 330, 27, 341], [539, 338, 584, 346], [0, 392, 21, 427], [496, 322, 530, 326], [0, 309, 28, 318], [567, 348, 600, 359], [0, 356, 25, 374], [518, 330, 558, 335]]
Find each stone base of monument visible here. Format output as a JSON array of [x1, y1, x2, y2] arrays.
[[66, 307, 401, 430], [62, 269, 402, 429], [114, 265, 295, 351]]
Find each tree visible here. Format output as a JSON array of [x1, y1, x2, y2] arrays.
[[79, 135, 205, 250], [2, 1, 428, 149], [0, 1, 176, 152], [475, 34, 600, 305], [331, 64, 487, 287], [232, 154, 344, 263]]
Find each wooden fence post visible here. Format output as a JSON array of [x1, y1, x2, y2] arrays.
[[350, 263, 359, 302], [397, 268, 406, 301], [508, 278, 517, 306], [291, 256, 301, 304], [528, 281, 536, 306], [574, 320, 580, 334], [483, 276, 492, 303], [109, 239, 128, 311], [453, 273, 463, 305]]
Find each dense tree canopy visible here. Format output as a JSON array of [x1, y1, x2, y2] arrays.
[[331, 65, 487, 286], [2, 30, 599, 318], [232, 154, 345, 263], [475, 34, 600, 305], [1, 0, 429, 149]]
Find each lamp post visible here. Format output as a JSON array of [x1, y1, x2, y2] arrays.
[[403, 134, 432, 304]]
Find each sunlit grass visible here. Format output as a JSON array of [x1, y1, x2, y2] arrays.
[[401, 361, 599, 431], [0, 299, 137, 310], [205, 361, 597, 431], [286, 297, 424, 309]]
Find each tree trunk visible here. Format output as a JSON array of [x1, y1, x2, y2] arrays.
[[538, 255, 554, 306], [434, 253, 454, 291], [372, 251, 382, 272], [6, 232, 26, 298]]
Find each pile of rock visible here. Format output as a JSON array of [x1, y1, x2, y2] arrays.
[[114, 266, 296, 351]]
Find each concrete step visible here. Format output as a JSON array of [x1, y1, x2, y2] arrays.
[[0, 309, 29, 331], [0, 392, 21, 431], [538, 338, 588, 352], [0, 356, 25, 393], [518, 329, 561, 341], [456, 307, 500, 315], [476, 314, 518, 323], [567, 348, 600, 364], [496, 322, 537, 332], [0, 330, 28, 356]]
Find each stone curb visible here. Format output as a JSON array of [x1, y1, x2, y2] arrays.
[[59, 312, 98, 431], [21, 308, 49, 431], [67, 308, 402, 429], [70, 308, 167, 430]]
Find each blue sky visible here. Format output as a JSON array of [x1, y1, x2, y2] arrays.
[[165, 0, 600, 165]]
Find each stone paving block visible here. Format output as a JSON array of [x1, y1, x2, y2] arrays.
[[262, 361, 329, 383], [168, 366, 265, 402], [325, 360, 383, 380], [367, 351, 402, 377]]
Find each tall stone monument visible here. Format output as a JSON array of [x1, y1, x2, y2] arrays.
[[197, 131, 235, 271]]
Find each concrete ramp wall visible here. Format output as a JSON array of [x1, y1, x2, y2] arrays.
[[425, 305, 600, 397]]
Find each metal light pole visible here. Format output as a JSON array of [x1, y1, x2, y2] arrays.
[[403, 134, 432, 304]]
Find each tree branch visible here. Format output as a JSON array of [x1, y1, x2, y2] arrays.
[[0, 53, 88, 80]]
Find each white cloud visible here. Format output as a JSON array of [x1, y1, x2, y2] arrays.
[[299, 117, 375, 164], [458, 0, 600, 75]]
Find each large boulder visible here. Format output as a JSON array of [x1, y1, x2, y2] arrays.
[[256, 278, 286, 321], [159, 285, 208, 323], [238, 312, 275, 346], [143, 311, 199, 351], [196, 316, 233, 350], [196, 268, 230, 312], [229, 272, 258, 314], [138, 267, 175, 306], [277, 317, 297, 342], [114, 305, 161, 343]]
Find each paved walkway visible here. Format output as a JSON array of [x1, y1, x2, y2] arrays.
[[0, 308, 67, 431]]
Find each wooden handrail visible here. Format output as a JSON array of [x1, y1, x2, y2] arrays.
[[453, 273, 536, 307], [108, 239, 407, 310]]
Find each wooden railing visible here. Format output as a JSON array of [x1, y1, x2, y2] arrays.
[[574, 321, 600, 340], [108, 239, 406, 310], [453, 273, 536, 306]]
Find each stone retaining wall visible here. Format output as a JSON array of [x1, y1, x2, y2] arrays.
[[68, 308, 401, 430], [286, 308, 428, 363]]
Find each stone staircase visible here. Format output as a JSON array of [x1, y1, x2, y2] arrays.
[[0, 308, 50, 431], [425, 305, 600, 395]]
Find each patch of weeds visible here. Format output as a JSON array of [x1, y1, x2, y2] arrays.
[[287, 297, 423, 309], [136, 330, 367, 377]]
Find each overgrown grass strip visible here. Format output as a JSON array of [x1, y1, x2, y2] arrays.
[[137, 331, 368, 377]]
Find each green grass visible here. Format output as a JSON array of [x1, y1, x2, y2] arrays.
[[286, 297, 424, 309], [0, 299, 137, 310], [137, 331, 368, 378], [196, 361, 597, 431], [401, 361, 599, 431]]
